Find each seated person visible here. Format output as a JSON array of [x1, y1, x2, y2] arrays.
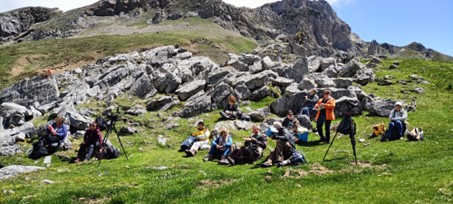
[[299, 89, 318, 119], [381, 102, 408, 141], [203, 127, 233, 163], [220, 95, 239, 120], [183, 121, 210, 157], [228, 124, 268, 165], [261, 122, 296, 167], [276, 149, 307, 167], [74, 122, 103, 163], [38, 116, 69, 155], [282, 110, 297, 130]]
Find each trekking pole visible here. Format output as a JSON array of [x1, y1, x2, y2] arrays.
[[323, 131, 339, 161]]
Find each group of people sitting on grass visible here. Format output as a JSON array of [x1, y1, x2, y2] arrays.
[[29, 89, 409, 164]]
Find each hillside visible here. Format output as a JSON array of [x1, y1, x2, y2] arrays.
[[0, 58, 452, 203]]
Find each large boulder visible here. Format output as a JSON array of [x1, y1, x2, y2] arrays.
[[0, 76, 60, 108], [179, 92, 212, 118], [298, 77, 317, 91], [233, 82, 251, 100], [0, 122, 34, 138], [354, 68, 375, 86], [250, 86, 273, 101], [153, 72, 181, 93], [233, 71, 271, 91], [333, 78, 353, 89], [207, 67, 233, 86], [270, 92, 307, 117], [338, 58, 362, 77], [319, 57, 336, 71], [66, 111, 91, 131], [175, 80, 206, 101], [0, 165, 45, 180], [129, 74, 157, 99], [295, 115, 313, 130], [249, 107, 270, 122], [334, 96, 362, 117], [281, 58, 309, 82], [146, 96, 179, 111], [210, 82, 234, 109], [315, 75, 336, 88], [365, 99, 397, 117]]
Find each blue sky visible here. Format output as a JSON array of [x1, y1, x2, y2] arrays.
[[0, 0, 452, 56]]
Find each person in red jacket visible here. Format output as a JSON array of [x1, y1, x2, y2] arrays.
[[314, 89, 336, 144], [75, 122, 103, 163]]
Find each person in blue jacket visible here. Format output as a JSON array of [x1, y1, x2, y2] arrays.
[[42, 115, 69, 154], [203, 127, 233, 164]]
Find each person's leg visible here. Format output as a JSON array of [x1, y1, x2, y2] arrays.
[[282, 141, 293, 160], [85, 144, 95, 161], [394, 120, 403, 139], [76, 144, 87, 162], [317, 115, 326, 142], [383, 121, 395, 141], [301, 107, 309, 117], [273, 140, 286, 163], [325, 120, 332, 143]]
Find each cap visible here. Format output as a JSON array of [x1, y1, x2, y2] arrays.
[[395, 102, 402, 107], [273, 121, 282, 130]]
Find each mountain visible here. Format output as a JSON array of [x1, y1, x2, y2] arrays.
[[0, 0, 452, 61]]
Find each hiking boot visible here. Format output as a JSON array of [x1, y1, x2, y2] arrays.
[[185, 149, 194, 157], [312, 128, 317, 133], [226, 157, 235, 166], [260, 161, 272, 168], [218, 158, 230, 165], [178, 148, 184, 152], [203, 155, 212, 162]]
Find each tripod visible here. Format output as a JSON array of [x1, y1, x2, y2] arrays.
[[98, 118, 129, 166], [322, 112, 358, 165]]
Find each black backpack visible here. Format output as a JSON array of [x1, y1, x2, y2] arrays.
[[96, 117, 108, 131], [28, 140, 48, 160], [105, 144, 120, 159]]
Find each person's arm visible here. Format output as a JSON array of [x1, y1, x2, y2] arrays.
[[323, 98, 336, 110], [224, 135, 233, 148], [255, 135, 268, 149], [307, 95, 318, 103], [314, 99, 322, 110], [197, 129, 210, 141], [55, 125, 68, 138], [389, 110, 395, 120], [97, 129, 103, 146], [211, 137, 219, 146]]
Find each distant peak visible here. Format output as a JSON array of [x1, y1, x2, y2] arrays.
[[405, 42, 426, 52]]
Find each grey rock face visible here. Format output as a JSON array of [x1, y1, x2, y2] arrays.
[[281, 58, 309, 82], [146, 96, 179, 111], [119, 126, 138, 136], [176, 80, 206, 101], [130, 74, 157, 99], [338, 58, 362, 77], [0, 77, 60, 107], [295, 115, 312, 130], [249, 107, 270, 122], [179, 92, 212, 118], [270, 92, 307, 117], [315, 75, 336, 88], [125, 105, 146, 116], [233, 82, 251, 100], [365, 99, 397, 117], [250, 86, 272, 101], [154, 72, 181, 93], [0, 165, 45, 180], [334, 96, 362, 117], [298, 77, 317, 91], [333, 78, 353, 89], [210, 82, 233, 108]]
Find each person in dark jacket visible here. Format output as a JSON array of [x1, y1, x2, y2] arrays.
[[261, 122, 295, 167], [282, 110, 297, 130], [382, 101, 408, 141], [228, 124, 268, 165], [75, 122, 103, 163], [220, 95, 239, 120], [299, 89, 319, 119], [42, 115, 69, 155]]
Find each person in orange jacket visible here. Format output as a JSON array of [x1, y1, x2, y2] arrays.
[[314, 89, 336, 144]]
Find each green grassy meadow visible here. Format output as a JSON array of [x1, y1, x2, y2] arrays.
[[1, 58, 453, 203]]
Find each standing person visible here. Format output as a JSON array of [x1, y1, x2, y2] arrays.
[[282, 110, 297, 130], [183, 121, 210, 157], [299, 89, 319, 119], [203, 127, 233, 163], [314, 90, 336, 144], [75, 122, 103, 163], [220, 95, 239, 120], [228, 125, 268, 165], [382, 102, 408, 141], [261, 122, 295, 167]]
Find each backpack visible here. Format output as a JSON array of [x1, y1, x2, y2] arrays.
[[104, 144, 120, 159], [96, 117, 108, 131], [28, 140, 48, 160], [407, 128, 424, 141], [244, 142, 262, 163], [372, 123, 386, 137], [289, 149, 307, 165]]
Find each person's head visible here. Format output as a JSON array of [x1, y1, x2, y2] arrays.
[[252, 124, 260, 134], [394, 102, 402, 111], [228, 95, 236, 105], [220, 127, 229, 138], [323, 89, 331, 99], [197, 121, 205, 130], [90, 122, 98, 130], [55, 116, 65, 126], [309, 89, 317, 96], [287, 110, 294, 120], [273, 121, 283, 131]]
